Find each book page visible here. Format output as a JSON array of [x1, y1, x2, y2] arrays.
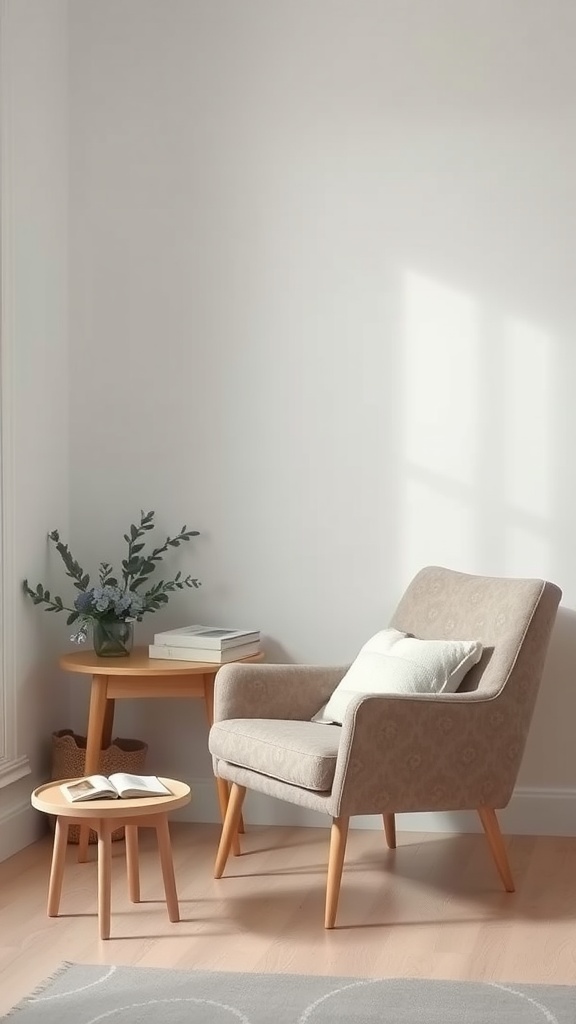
[[62, 775, 118, 801], [87, 775, 113, 790], [108, 773, 171, 797]]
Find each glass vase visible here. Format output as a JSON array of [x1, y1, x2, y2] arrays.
[[92, 619, 134, 658]]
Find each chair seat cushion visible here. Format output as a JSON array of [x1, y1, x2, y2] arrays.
[[209, 719, 342, 791]]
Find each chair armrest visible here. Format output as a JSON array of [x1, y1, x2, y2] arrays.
[[214, 663, 346, 722], [332, 690, 518, 815]]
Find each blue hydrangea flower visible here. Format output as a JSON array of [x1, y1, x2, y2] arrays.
[[74, 591, 94, 613]]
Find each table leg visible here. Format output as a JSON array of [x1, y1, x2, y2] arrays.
[[102, 698, 116, 750], [47, 817, 69, 916], [97, 818, 113, 940], [78, 675, 113, 863], [204, 673, 243, 851], [125, 824, 140, 903], [155, 814, 180, 923], [85, 676, 113, 773]]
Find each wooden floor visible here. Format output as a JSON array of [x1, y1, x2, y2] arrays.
[[1, 822, 576, 1014]]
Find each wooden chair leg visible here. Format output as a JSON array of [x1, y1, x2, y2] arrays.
[[325, 816, 349, 929], [383, 813, 396, 849], [216, 777, 241, 856], [214, 784, 246, 878], [477, 806, 515, 893], [47, 817, 69, 916], [205, 681, 245, 841]]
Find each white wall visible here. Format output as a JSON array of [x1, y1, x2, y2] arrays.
[[0, 0, 69, 860], [66, 1, 576, 832]]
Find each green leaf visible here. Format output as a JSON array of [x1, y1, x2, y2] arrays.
[[28, 510, 200, 629]]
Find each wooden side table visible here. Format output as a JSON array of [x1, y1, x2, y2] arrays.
[[31, 778, 191, 939], [60, 647, 262, 861]]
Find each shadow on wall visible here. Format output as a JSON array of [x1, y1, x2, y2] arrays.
[[517, 605, 576, 787]]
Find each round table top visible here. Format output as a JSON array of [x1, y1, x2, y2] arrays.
[[59, 646, 263, 676], [31, 777, 191, 818]]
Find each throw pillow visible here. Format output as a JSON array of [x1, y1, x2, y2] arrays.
[[312, 628, 483, 725]]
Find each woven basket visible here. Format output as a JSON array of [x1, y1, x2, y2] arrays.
[[50, 729, 148, 844]]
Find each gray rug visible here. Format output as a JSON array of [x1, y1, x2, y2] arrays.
[[4, 963, 574, 1022]]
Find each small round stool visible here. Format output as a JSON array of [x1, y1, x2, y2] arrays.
[[31, 777, 191, 939]]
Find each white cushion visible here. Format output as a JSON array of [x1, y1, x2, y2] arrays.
[[312, 628, 483, 725]]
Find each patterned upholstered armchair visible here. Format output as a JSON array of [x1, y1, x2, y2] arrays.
[[209, 566, 561, 928]]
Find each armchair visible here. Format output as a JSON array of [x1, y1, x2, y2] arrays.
[[209, 566, 561, 927]]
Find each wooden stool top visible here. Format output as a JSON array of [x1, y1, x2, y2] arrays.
[[31, 778, 191, 819]]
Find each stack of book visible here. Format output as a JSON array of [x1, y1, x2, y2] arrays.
[[148, 625, 261, 664]]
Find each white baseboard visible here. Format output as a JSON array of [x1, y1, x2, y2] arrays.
[[0, 799, 45, 862], [3, 781, 573, 866], [173, 779, 576, 838]]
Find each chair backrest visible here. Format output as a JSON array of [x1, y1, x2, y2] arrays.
[[389, 566, 561, 781], [391, 566, 559, 693]]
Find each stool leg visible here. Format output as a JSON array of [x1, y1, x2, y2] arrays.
[[155, 814, 180, 923], [97, 819, 113, 940], [47, 817, 69, 917], [77, 825, 90, 863], [125, 824, 140, 903]]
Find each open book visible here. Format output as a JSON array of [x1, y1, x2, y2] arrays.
[[60, 773, 171, 803]]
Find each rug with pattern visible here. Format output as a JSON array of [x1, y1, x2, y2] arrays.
[[4, 963, 574, 1022]]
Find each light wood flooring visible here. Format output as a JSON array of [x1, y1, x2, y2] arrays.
[[1, 822, 576, 1014]]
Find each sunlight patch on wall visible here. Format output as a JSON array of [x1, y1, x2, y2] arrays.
[[503, 316, 552, 520], [400, 271, 479, 579], [403, 271, 479, 487], [502, 523, 553, 578], [402, 477, 476, 577]]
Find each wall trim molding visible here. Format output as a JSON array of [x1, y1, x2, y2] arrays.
[[0, 798, 44, 862], [174, 780, 576, 838], [0, 757, 32, 789], [0, 0, 31, 787]]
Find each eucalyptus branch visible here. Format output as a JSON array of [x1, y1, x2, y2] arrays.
[[22, 581, 75, 616], [23, 510, 201, 645], [122, 518, 199, 591], [48, 530, 90, 591], [121, 509, 154, 590], [140, 574, 201, 614]]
